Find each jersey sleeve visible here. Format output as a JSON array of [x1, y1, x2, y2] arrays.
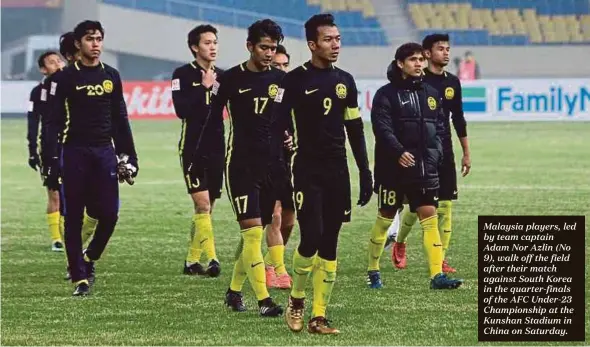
[[344, 73, 361, 121], [171, 67, 208, 120], [43, 73, 69, 162], [26, 86, 41, 157], [111, 68, 138, 160], [450, 78, 467, 138], [343, 74, 369, 173], [371, 86, 406, 159]]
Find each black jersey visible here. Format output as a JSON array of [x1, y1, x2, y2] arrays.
[[45, 61, 136, 160], [423, 69, 467, 151], [211, 62, 286, 165], [26, 82, 45, 157], [171, 61, 224, 155], [272, 61, 361, 163]]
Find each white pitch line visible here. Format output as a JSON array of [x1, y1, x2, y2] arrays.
[[135, 181, 590, 191], [6, 181, 589, 192]]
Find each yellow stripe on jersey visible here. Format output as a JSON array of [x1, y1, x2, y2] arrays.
[[74, 61, 80, 71], [224, 101, 237, 215], [344, 107, 361, 121], [178, 119, 187, 174], [190, 61, 197, 69], [289, 108, 298, 204], [62, 99, 71, 143]]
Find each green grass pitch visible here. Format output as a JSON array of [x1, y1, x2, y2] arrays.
[[1, 119, 588, 345]]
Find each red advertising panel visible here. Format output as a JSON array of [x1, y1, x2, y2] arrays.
[[1, 0, 61, 7], [123, 81, 228, 120], [123, 81, 175, 119]]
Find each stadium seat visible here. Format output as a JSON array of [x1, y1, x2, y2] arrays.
[[103, 0, 387, 46], [406, 0, 590, 45]]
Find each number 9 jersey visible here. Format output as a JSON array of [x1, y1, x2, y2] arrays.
[[272, 61, 363, 223]]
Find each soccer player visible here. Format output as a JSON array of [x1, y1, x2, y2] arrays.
[[44, 20, 138, 296], [273, 14, 373, 334], [263, 43, 295, 289], [42, 32, 101, 280], [212, 19, 285, 316], [367, 42, 463, 290], [27, 51, 65, 252], [271, 44, 290, 71], [171, 24, 223, 277], [391, 34, 471, 272]]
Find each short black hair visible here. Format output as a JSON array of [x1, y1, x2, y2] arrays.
[[395, 42, 424, 62], [73, 20, 104, 41], [305, 13, 337, 42], [59, 32, 77, 59], [37, 51, 60, 68], [276, 44, 290, 61], [247, 19, 284, 45], [187, 24, 218, 57], [422, 33, 450, 51]]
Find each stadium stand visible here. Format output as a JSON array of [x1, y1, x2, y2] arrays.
[[102, 0, 389, 46], [406, 0, 590, 45]]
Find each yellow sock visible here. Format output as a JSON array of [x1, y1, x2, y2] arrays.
[[47, 212, 61, 242], [420, 215, 443, 278], [396, 207, 417, 243], [438, 201, 452, 260], [291, 249, 315, 299], [195, 213, 217, 262], [230, 251, 248, 292], [241, 226, 269, 301], [311, 257, 337, 318], [368, 216, 393, 271], [264, 251, 273, 267], [267, 245, 287, 275], [81, 212, 98, 246], [185, 214, 203, 264]]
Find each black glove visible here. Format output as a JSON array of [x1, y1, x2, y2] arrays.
[[28, 153, 41, 171], [357, 169, 373, 206], [117, 154, 138, 185]]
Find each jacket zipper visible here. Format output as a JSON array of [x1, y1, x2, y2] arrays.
[[412, 91, 426, 179]]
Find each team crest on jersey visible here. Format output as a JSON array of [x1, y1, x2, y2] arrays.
[[335, 83, 347, 99], [103, 80, 114, 93], [445, 87, 454, 100], [268, 84, 279, 98], [427, 96, 437, 110]]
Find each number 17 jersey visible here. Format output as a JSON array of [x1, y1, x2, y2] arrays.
[[212, 62, 286, 166]]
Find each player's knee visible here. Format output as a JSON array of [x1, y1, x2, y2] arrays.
[[192, 192, 211, 214], [297, 244, 317, 258], [378, 207, 397, 219], [47, 191, 60, 212], [416, 205, 436, 220], [317, 245, 337, 261], [195, 201, 211, 214]]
